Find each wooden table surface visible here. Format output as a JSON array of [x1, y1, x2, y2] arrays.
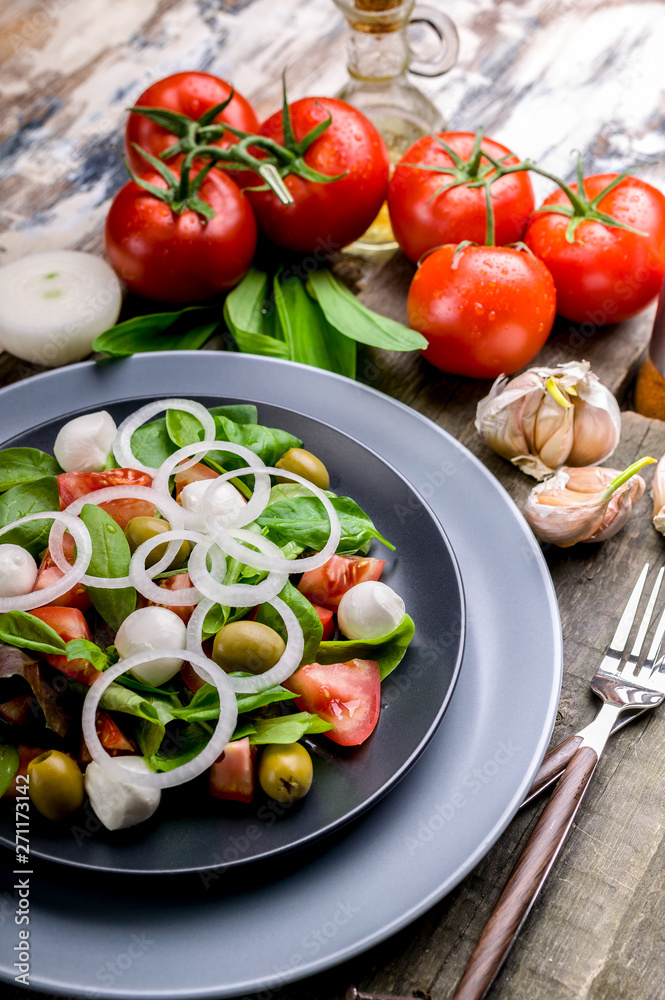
[[2, 1, 665, 998]]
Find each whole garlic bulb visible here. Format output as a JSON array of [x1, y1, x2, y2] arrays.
[[475, 361, 621, 480], [523, 459, 651, 548]]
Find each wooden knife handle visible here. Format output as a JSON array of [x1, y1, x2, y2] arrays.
[[522, 733, 584, 806], [451, 744, 598, 1000]]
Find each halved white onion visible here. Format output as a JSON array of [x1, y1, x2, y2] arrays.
[[0, 251, 122, 367], [205, 466, 341, 574], [151, 439, 270, 530], [113, 399, 217, 475], [187, 529, 288, 609], [129, 529, 203, 604], [81, 648, 237, 789], [229, 596, 304, 694], [50, 484, 186, 589], [0, 511, 91, 612]]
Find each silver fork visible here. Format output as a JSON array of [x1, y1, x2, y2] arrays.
[[525, 564, 665, 804], [449, 562, 665, 1000]]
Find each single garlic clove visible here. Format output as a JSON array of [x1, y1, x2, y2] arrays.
[[523, 469, 608, 547], [534, 392, 575, 470], [523, 464, 646, 548], [567, 393, 621, 467]]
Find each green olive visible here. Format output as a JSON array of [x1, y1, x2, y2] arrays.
[[124, 516, 190, 569], [27, 750, 84, 822], [275, 448, 330, 490], [258, 742, 313, 803], [212, 621, 286, 675]]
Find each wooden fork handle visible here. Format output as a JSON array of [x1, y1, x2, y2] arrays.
[[522, 734, 584, 806], [451, 744, 598, 1000]]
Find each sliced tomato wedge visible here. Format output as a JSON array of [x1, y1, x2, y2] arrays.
[[311, 603, 335, 641], [210, 738, 255, 803], [29, 607, 98, 686], [285, 658, 381, 746], [58, 469, 155, 527], [297, 555, 385, 610], [139, 571, 197, 624], [34, 532, 91, 611], [96, 711, 135, 753]]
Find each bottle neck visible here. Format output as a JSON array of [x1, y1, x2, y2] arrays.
[[346, 22, 410, 81]]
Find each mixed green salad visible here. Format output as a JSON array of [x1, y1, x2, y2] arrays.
[[0, 398, 414, 831]]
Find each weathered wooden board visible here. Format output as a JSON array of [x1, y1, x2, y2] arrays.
[[3, 1, 665, 999]]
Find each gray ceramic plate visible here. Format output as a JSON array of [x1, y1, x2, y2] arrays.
[[0, 367, 464, 875], [0, 353, 562, 998]]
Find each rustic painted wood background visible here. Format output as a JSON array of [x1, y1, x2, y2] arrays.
[[2, 0, 665, 998]]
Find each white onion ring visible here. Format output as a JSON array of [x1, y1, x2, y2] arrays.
[[113, 399, 217, 475], [81, 648, 237, 789], [205, 466, 341, 574], [129, 529, 204, 604], [229, 596, 304, 694], [151, 439, 270, 530], [187, 529, 288, 608], [186, 597, 215, 659], [0, 511, 92, 612], [50, 485, 185, 589]]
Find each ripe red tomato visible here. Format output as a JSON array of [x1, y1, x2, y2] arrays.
[[140, 571, 197, 625], [285, 658, 381, 746], [29, 606, 98, 685], [95, 711, 135, 753], [34, 532, 91, 611], [58, 469, 155, 528], [173, 461, 218, 498], [210, 738, 255, 803], [311, 603, 335, 641], [105, 169, 257, 302], [241, 97, 389, 252], [388, 132, 534, 264], [407, 244, 557, 379], [125, 71, 259, 175], [524, 173, 665, 324], [297, 554, 385, 610]]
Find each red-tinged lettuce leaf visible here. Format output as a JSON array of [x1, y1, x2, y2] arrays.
[[0, 643, 73, 737]]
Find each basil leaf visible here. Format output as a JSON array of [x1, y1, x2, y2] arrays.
[[0, 476, 60, 557], [308, 269, 428, 351], [274, 274, 356, 378], [257, 485, 393, 553], [248, 711, 332, 744], [0, 611, 66, 655], [256, 581, 322, 666], [93, 306, 218, 356], [0, 448, 61, 492], [79, 504, 136, 631], [0, 744, 20, 797], [224, 268, 290, 359], [316, 614, 415, 680], [66, 638, 109, 671]]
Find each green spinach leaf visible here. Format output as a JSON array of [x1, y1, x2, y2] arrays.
[[0, 611, 66, 655], [0, 448, 61, 492], [0, 476, 60, 557], [257, 484, 393, 553], [79, 504, 136, 631], [93, 306, 218, 357], [316, 614, 415, 680], [248, 711, 332, 744], [308, 269, 428, 351]]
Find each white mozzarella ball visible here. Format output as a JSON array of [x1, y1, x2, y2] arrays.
[[53, 410, 117, 473], [115, 607, 186, 685], [85, 758, 161, 831], [337, 580, 406, 641], [0, 544, 39, 597], [179, 478, 246, 529]]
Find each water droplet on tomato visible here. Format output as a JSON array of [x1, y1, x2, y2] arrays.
[[474, 302, 484, 315]]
